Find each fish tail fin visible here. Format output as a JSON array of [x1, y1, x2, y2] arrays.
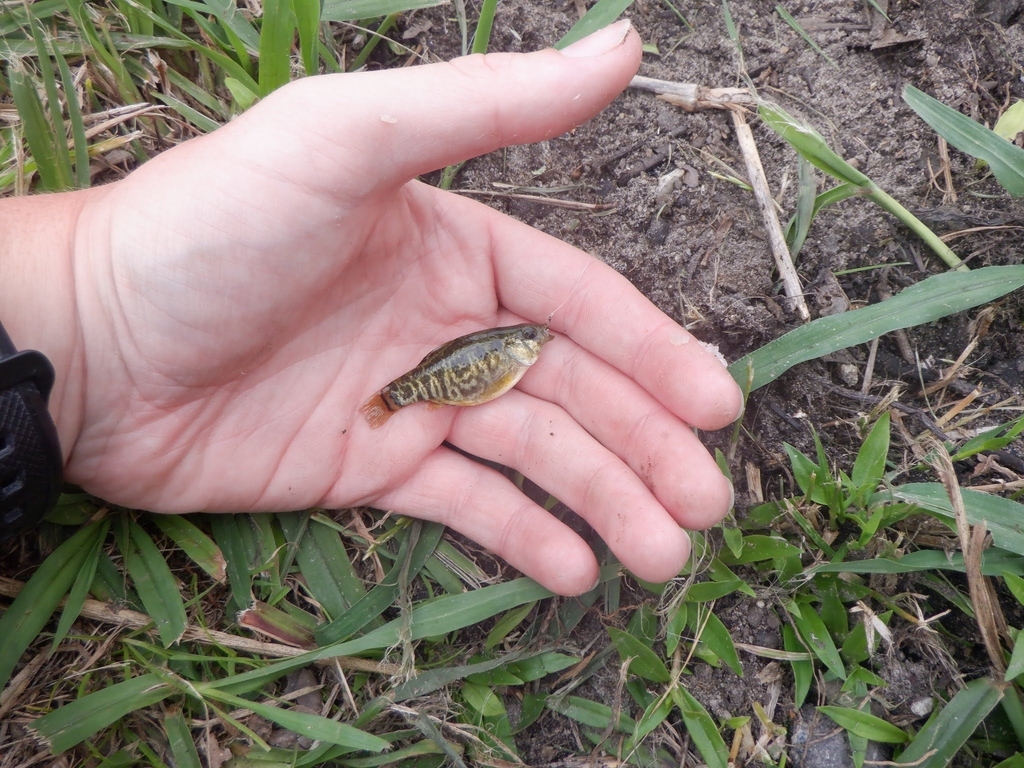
[[360, 393, 395, 428]]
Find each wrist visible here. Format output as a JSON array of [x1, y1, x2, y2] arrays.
[[0, 190, 91, 465]]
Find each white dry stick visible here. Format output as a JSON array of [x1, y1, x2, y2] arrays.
[[730, 109, 810, 320], [628, 75, 755, 111]]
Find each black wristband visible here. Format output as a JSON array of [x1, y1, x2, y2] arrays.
[[0, 323, 62, 541]]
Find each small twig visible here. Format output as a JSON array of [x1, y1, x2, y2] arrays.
[[730, 109, 811, 320]]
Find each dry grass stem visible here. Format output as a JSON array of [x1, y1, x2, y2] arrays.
[[0, 576, 399, 674], [729, 108, 811, 320], [628, 76, 755, 111], [924, 436, 1007, 676]]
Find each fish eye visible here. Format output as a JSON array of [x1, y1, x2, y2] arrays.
[[522, 327, 537, 340]]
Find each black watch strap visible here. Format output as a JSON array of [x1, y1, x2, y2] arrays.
[[0, 323, 62, 541]]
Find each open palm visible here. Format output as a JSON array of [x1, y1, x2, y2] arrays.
[[61, 23, 741, 595]]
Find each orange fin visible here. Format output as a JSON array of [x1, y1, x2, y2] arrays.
[[426, 401, 446, 411], [360, 393, 395, 428]]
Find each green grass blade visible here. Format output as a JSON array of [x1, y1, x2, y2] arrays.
[[151, 514, 227, 583], [818, 705, 908, 743], [26, 17, 73, 188], [313, 520, 443, 645], [554, 0, 635, 49], [168, 0, 261, 52], [52, 528, 105, 649], [8, 62, 65, 191], [759, 102, 870, 186], [671, 685, 729, 768], [258, 0, 295, 96], [0, 520, 109, 690], [548, 695, 635, 731], [200, 687, 390, 750], [787, 155, 817, 257], [31, 673, 174, 753], [280, 515, 366, 621], [120, 519, 189, 646], [123, 0, 261, 94], [788, 600, 846, 679], [320, 0, 444, 21], [347, 13, 397, 72], [775, 5, 837, 69], [292, 0, 321, 73], [471, 0, 498, 54], [52, 45, 89, 188], [895, 677, 1004, 765], [886, 483, 1024, 556], [904, 84, 1024, 197], [217, 567, 619, 695], [728, 265, 1024, 392], [165, 708, 203, 768], [607, 627, 669, 683], [210, 514, 256, 613]]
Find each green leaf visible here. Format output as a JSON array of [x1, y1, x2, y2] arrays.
[[507, 652, 579, 683], [694, 609, 743, 677], [201, 687, 389, 750], [904, 84, 1024, 197], [292, 0, 320, 74], [32, 673, 174, 752], [257, 0, 294, 96], [8, 62, 65, 191], [484, 601, 537, 650], [0, 521, 109, 690], [165, 708, 203, 768], [783, 624, 812, 708], [52, 529, 105, 649], [895, 677, 1004, 765], [547, 695, 634, 732], [818, 705, 908, 743], [554, 0, 635, 49], [671, 686, 729, 768], [884, 483, 1024, 556], [215, 569, 620, 696], [320, 0, 445, 22], [728, 266, 1024, 392], [994, 101, 1024, 141], [607, 627, 670, 683], [151, 515, 226, 583], [461, 681, 506, 717], [788, 601, 847, 679], [759, 102, 870, 186], [1006, 629, 1024, 682], [120, 520, 188, 647], [314, 520, 443, 645], [852, 412, 890, 494]]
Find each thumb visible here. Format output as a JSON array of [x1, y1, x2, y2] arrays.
[[229, 20, 642, 195]]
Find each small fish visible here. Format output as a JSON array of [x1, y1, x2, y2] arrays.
[[360, 323, 554, 428]]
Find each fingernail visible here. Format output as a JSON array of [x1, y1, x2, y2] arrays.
[[560, 19, 632, 58], [727, 479, 735, 511]]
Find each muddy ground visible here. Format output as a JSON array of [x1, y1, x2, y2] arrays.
[[395, 0, 1024, 763]]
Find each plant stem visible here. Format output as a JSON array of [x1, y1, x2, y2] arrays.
[[867, 185, 969, 271]]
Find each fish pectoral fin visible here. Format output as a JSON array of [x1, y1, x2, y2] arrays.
[[425, 401, 447, 411]]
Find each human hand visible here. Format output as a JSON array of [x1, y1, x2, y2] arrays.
[[24, 20, 742, 595]]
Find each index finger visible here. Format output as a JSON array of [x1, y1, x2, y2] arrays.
[[485, 208, 743, 431]]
